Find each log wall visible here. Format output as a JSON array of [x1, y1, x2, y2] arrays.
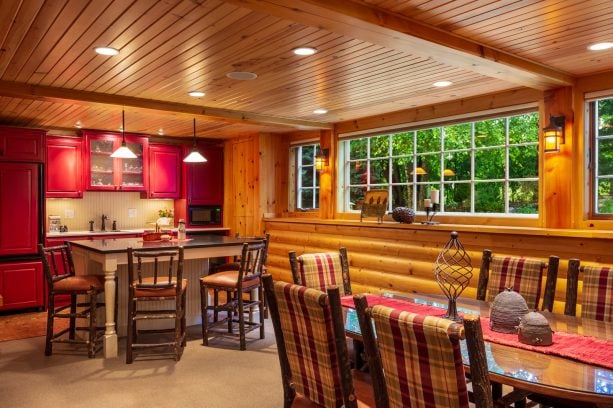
[[264, 218, 613, 314]]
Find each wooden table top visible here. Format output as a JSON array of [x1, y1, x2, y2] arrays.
[[344, 293, 613, 406]]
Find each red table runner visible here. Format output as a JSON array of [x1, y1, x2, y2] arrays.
[[341, 294, 613, 370]]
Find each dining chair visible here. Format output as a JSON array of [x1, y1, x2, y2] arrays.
[[565, 258, 612, 321], [288, 247, 352, 296], [262, 274, 357, 408], [39, 242, 106, 358], [200, 240, 266, 350], [353, 294, 494, 408], [477, 249, 559, 311], [126, 246, 186, 363]]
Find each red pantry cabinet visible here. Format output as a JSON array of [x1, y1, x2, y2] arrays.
[[46, 136, 83, 198], [145, 143, 181, 199]]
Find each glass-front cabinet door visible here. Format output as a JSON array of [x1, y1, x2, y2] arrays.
[[83, 131, 149, 191]]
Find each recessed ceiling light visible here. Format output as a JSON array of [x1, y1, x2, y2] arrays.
[[74, 121, 82, 129], [293, 47, 317, 56], [158, 128, 164, 136], [226, 71, 258, 80], [588, 42, 613, 51], [94, 47, 119, 56], [188, 91, 205, 97], [433, 81, 453, 87], [313, 108, 328, 114]]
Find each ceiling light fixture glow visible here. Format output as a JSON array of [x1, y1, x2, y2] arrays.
[[183, 118, 207, 163], [110, 110, 137, 159], [588, 42, 613, 51], [313, 108, 328, 114], [293, 47, 317, 56], [433, 81, 453, 87], [226, 71, 258, 80], [188, 91, 205, 97], [94, 47, 119, 56]]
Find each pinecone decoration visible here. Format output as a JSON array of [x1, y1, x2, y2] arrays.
[[391, 207, 415, 224]]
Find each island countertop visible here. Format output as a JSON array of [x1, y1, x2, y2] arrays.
[[68, 235, 257, 254]]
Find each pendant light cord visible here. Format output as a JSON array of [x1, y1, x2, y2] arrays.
[[193, 118, 197, 147]]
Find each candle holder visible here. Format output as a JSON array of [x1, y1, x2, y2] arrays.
[[422, 203, 440, 225]]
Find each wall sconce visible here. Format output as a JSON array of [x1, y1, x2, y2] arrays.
[[543, 115, 566, 153], [315, 148, 329, 172]]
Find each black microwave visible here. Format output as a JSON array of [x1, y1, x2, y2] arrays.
[[188, 205, 222, 226]]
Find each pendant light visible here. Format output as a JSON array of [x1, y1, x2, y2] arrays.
[[110, 110, 137, 159], [183, 118, 207, 163]]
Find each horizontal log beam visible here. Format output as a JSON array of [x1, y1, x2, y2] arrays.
[[0, 80, 332, 130], [229, 0, 574, 90]]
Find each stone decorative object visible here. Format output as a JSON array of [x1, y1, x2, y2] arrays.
[[434, 231, 473, 322], [490, 288, 529, 333], [518, 311, 553, 346], [391, 207, 416, 224]]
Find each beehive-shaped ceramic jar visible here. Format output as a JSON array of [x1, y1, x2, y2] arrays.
[[489, 288, 529, 333], [518, 311, 553, 346]]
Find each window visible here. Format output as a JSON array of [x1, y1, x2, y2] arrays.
[[590, 96, 613, 215], [294, 143, 320, 210], [340, 112, 539, 215]]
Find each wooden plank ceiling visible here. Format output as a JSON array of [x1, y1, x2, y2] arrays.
[[0, 0, 610, 138]]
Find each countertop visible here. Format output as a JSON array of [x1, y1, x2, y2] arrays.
[[69, 235, 259, 254], [46, 227, 230, 238]]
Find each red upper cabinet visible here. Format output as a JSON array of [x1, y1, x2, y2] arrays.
[[83, 131, 149, 192], [0, 126, 45, 162], [145, 144, 181, 199], [46, 136, 83, 198], [184, 144, 223, 205]]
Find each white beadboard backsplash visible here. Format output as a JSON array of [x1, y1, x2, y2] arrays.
[[46, 192, 174, 232]]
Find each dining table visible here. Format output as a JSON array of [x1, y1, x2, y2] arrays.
[[342, 293, 613, 407], [69, 235, 260, 358]]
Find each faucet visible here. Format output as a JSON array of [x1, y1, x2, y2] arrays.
[[101, 214, 108, 231]]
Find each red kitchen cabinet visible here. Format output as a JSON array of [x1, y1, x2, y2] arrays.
[[0, 126, 45, 162], [184, 144, 223, 205], [0, 162, 40, 256], [145, 144, 181, 198], [46, 136, 83, 198], [83, 130, 149, 192], [0, 261, 44, 310]]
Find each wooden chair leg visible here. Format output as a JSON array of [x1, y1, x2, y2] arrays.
[[213, 290, 219, 322], [259, 285, 265, 339], [69, 293, 77, 340], [45, 293, 54, 356], [238, 294, 246, 351], [227, 290, 233, 334], [174, 302, 182, 362], [181, 290, 187, 347], [200, 282, 209, 346], [126, 296, 134, 364], [88, 290, 97, 358]]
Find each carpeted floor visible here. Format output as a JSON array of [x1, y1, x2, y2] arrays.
[[0, 317, 376, 408]]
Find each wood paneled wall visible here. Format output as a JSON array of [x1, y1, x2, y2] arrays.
[[264, 219, 613, 314]]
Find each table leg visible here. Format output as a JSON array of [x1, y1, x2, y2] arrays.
[[103, 258, 118, 358]]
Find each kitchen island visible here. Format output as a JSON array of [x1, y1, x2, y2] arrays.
[[70, 235, 258, 358]]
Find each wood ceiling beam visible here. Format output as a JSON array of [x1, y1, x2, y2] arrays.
[[0, 80, 332, 130], [228, 0, 575, 90]]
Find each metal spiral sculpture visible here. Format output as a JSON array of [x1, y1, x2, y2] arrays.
[[434, 231, 473, 322]]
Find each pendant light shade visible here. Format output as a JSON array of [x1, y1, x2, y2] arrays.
[[183, 118, 207, 163], [110, 110, 137, 159]]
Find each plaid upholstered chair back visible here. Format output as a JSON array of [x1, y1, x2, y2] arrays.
[[262, 275, 357, 408], [288, 247, 352, 296], [353, 295, 494, 408], [477, 249, 559, 311], [565, 259, 613, 322]]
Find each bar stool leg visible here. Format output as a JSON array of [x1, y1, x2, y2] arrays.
[[200, 282, 209, 346]]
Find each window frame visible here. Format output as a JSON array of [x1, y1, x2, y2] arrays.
[[293, 142, 320, 211], [338, 111, 540, 216], [587, 95, 613, 219]]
